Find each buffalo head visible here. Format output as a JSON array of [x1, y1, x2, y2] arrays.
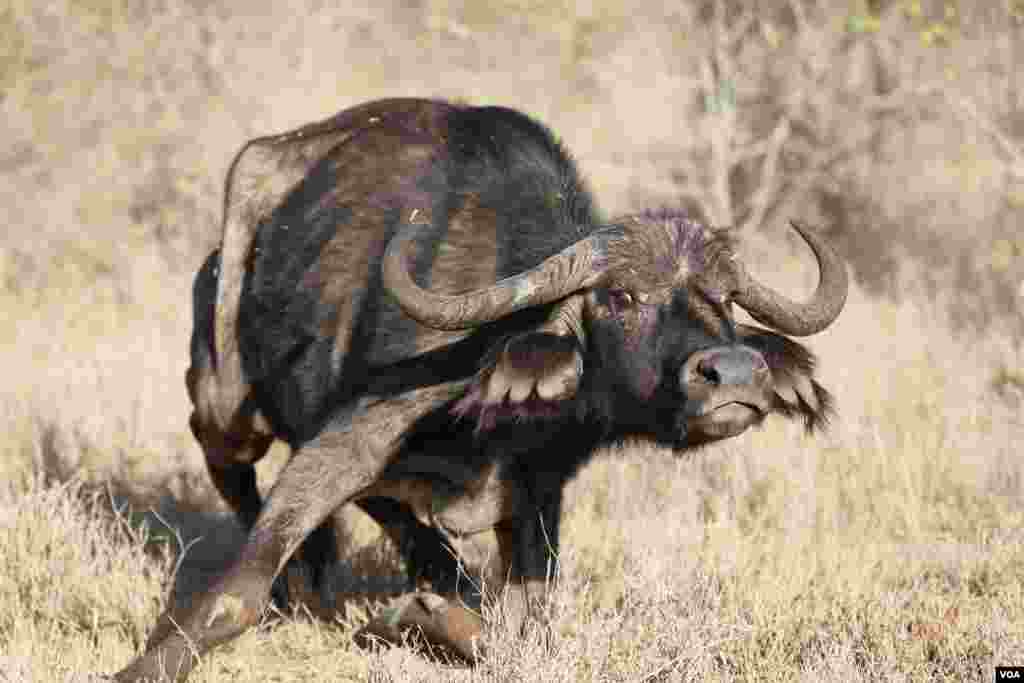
[[383, 207, 847, 448]]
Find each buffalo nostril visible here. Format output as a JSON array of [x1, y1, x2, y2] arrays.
[[696, 359, 721, 385]]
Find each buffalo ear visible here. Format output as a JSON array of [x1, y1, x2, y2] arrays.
[[451, 331, 582, 432], [736, 324, 834, 433]]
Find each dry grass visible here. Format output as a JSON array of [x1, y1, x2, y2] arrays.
[[1, 0, 1022, 681]]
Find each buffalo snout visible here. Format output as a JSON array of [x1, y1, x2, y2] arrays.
[[683, 347, 769, 389], [680, 346, 773, 441]]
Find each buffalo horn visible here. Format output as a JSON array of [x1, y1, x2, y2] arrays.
[[731, 221, 848, 337], [382, 221, 610, 331]]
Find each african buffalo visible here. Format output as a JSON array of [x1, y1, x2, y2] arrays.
[[115, 97, 846, 681]]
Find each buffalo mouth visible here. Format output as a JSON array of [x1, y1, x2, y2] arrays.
[[684, 399, 767, 441]]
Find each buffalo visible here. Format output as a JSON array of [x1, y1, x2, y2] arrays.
[[115, 97, 846, 681]]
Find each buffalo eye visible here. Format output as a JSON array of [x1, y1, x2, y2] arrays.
[[608, 289, 634, 315]]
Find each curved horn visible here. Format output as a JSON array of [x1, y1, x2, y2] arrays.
[[382, 220, 612, 331], [731, 221, 848, 336]]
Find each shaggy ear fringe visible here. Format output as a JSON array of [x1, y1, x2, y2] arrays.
[[771, 379, 834, 434], [452, 385, 570, 433], [450, 334, 575, 434], [737, 324, 836, 433]]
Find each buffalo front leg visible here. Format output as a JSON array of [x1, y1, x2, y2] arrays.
[[353, 527, 489, 663], [354, 498, 561, 663], [356, 497, 464, 596], [114, 384, 465, 683], [116, 429, 374, 682], [196, 423, 339, 610], [491, 491, 562, 644]]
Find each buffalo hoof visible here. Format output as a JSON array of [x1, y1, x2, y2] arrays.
[[354, 592, 484, 663]]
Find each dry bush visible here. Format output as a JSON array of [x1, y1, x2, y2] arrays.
[[1, 0, 1022, 680]]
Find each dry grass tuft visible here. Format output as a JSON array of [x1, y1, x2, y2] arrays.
[[0, 476, 169, 681]]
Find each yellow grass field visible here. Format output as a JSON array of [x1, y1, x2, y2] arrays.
[[1, 1, 1022, 681]]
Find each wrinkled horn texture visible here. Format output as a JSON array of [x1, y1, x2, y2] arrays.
[[382, 223, 611, 330], [731, 221, 848, 336]]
